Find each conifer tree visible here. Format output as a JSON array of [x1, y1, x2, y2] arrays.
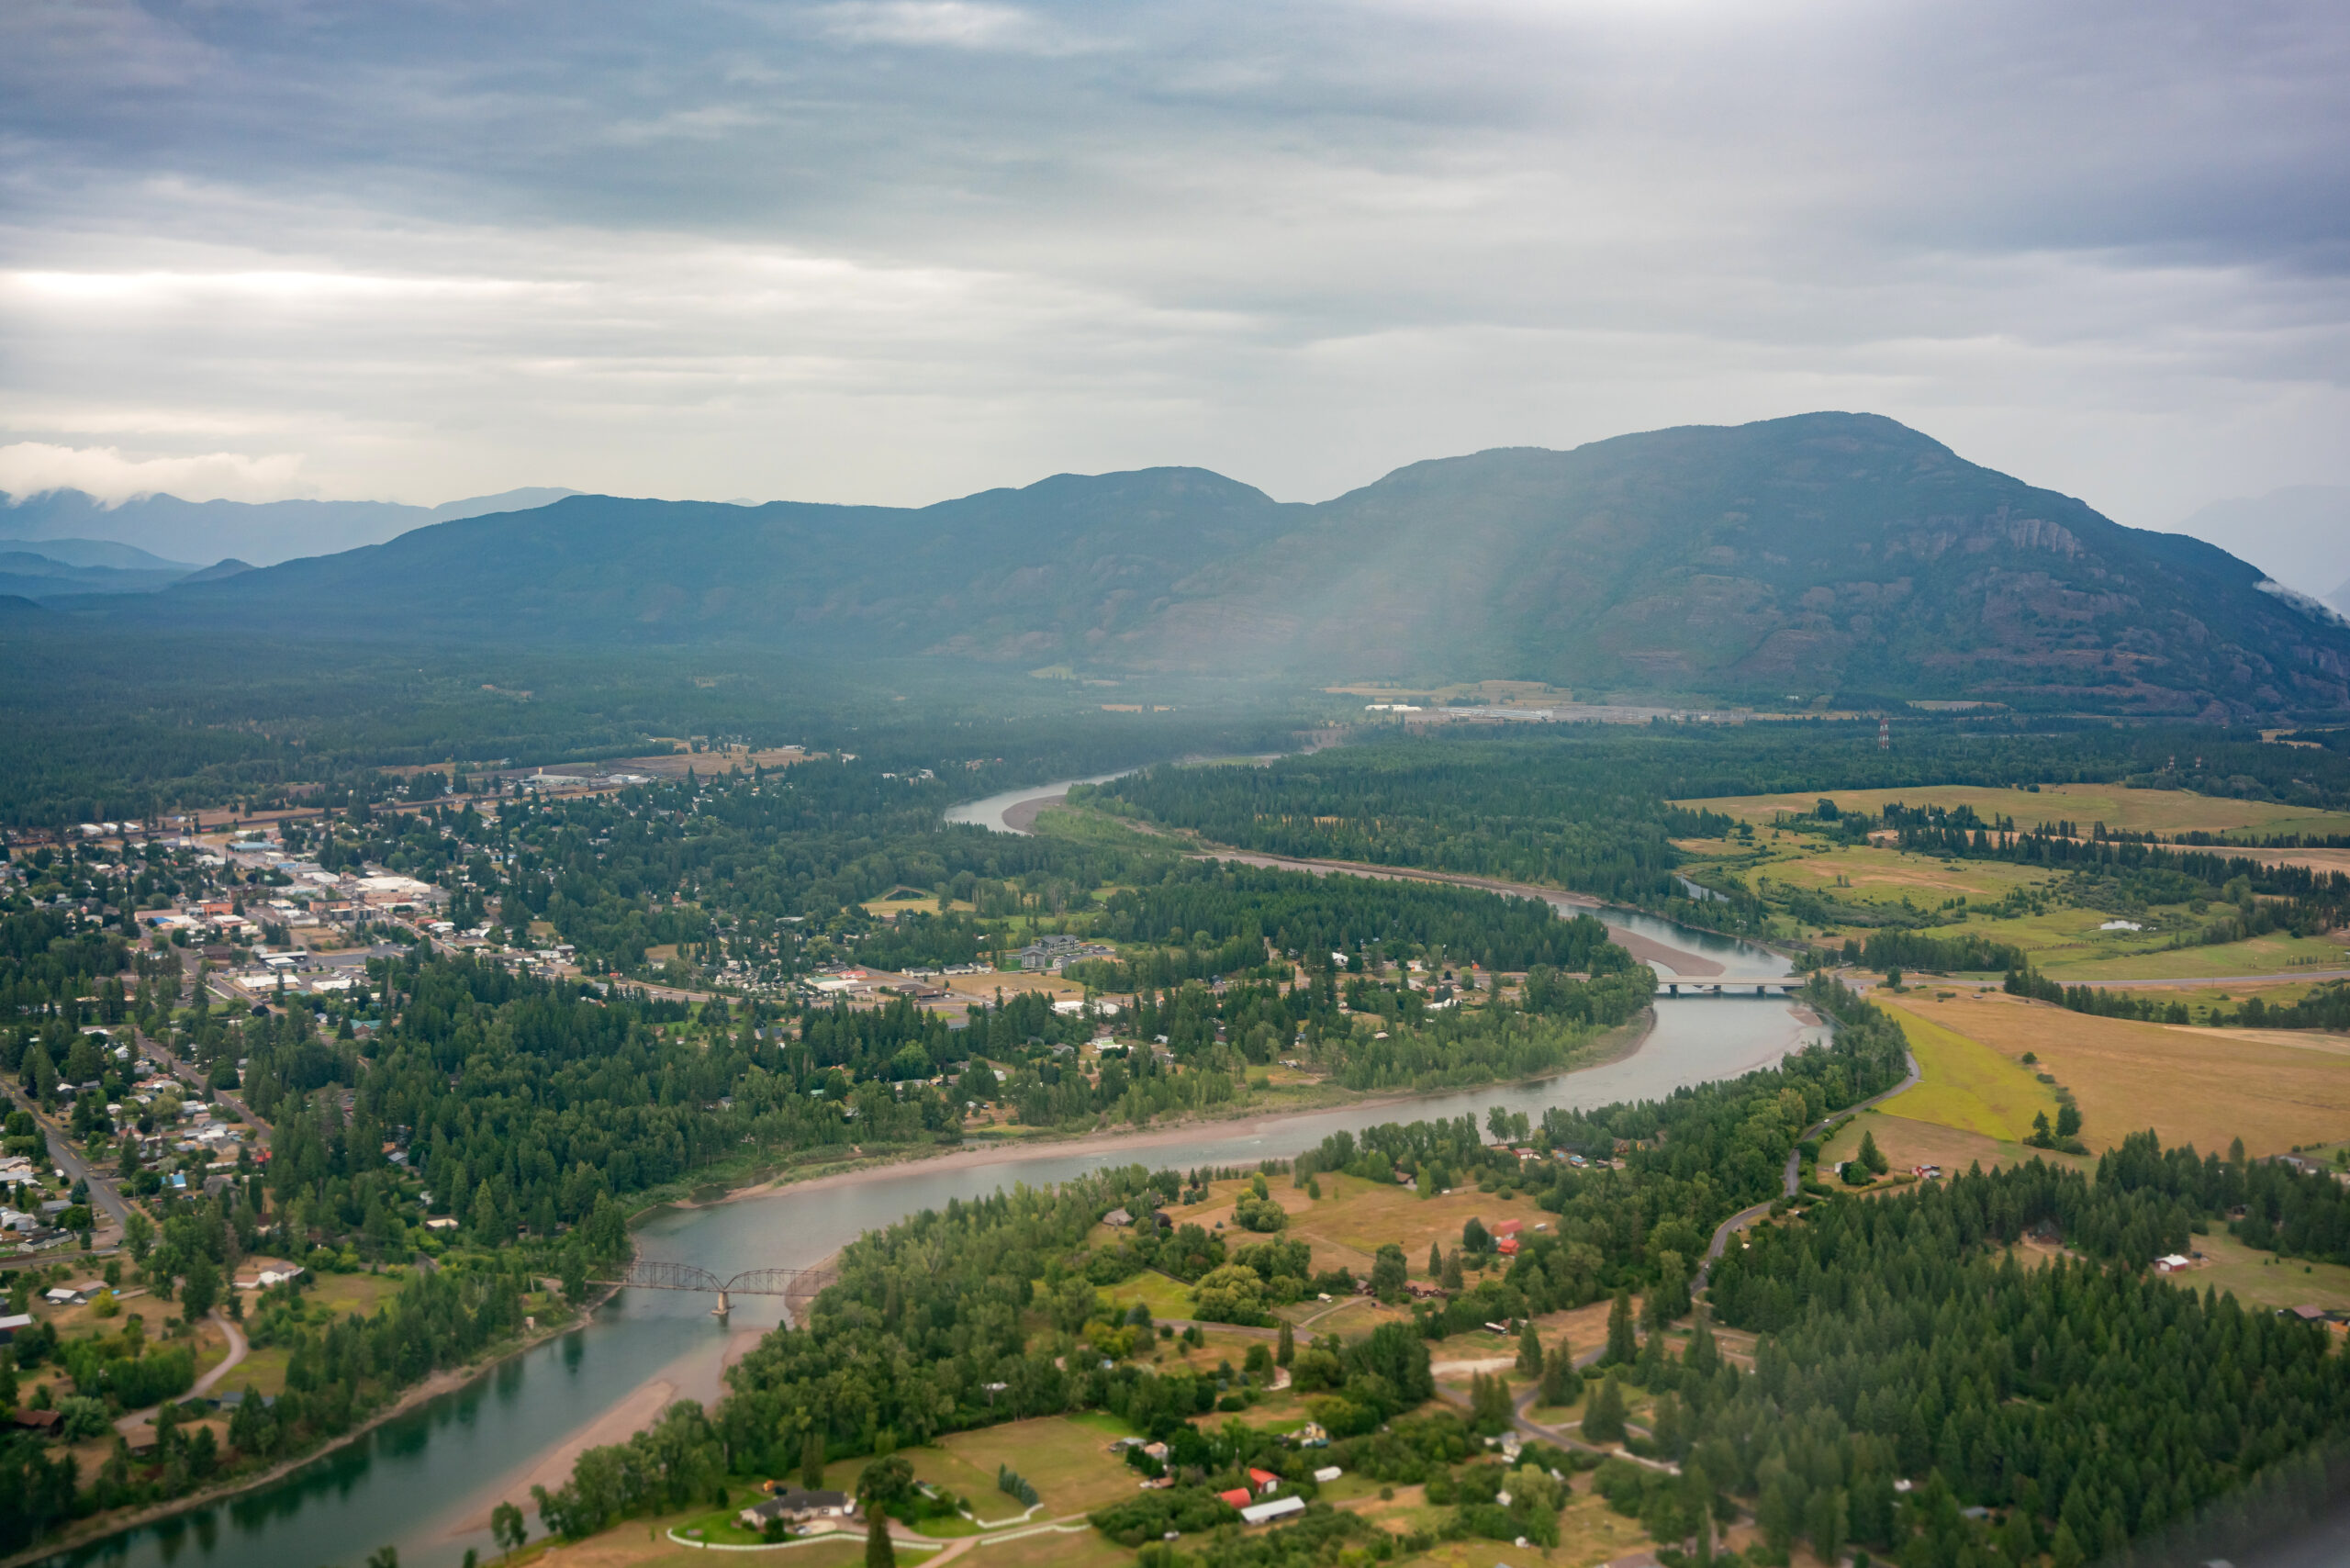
[[1539, 1340, 1582, 1407], [1276, 1318, 1294, 1368], [1517, 1317, 1544, 1375], [1583, 1372, 1628, 1444], [801, 1427, 825, 1489], [1604, 1287, 1637, 1364]]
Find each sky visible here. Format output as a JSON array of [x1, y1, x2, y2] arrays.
[[2, 0, 2347, 534]]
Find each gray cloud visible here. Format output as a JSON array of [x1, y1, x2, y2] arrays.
[[1, 0, 2344, 527]]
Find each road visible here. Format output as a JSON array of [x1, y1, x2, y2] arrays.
[[190, 1309, 250, 1398], [116, 1309, 249, 1438], [2, 1079, 132, 1234], [1692, 1050, 1920, 1294], [132, 1025, 273, 1154]]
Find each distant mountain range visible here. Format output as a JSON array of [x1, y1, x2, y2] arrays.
[[31, 414, 2350, 713], [0, 538, 202, 600], [2173, 486, 2350, 616], [0, 486, 577, 568]]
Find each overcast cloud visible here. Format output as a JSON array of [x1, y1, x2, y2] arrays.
[[2, 0, 2345, 532]]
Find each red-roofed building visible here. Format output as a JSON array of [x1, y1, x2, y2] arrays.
[[1219, 1488, 1254, 1510], [1496, 1237, 1520, 1256], [1248, 1468, 1281, 1495], [1492, 1219, 1523, 1237]]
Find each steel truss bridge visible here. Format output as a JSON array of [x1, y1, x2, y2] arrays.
[[608, 1260, 834, 1317]]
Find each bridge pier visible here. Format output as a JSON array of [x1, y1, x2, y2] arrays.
[[713, 1290, 730, 1319]]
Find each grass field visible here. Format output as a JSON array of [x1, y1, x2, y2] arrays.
[[1878, 991, 2350, 1158], [1092, 1268, 1197, 1322], [820, 1418, 1144, 1526], [968, 1526, 1136, 1568], [2032, 932, 2350, 981], [1224, 1172, 1550, 1281], [1877, 1001, 2063, 1143], [1819, 1105, 2092, 1181], [2182, 1228, 2350, 1315], [1762, 844, 2053, 904], [1683, 782, 2350, 841], [928, 1417, 1147, 1518], [1409, 1490, 1655, 1568]]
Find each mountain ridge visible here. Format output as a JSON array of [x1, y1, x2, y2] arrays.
[[60, 413, 2350, 714], [0, 486, 579, 567]]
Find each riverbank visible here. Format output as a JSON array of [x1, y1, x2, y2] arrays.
[[659, 1007, 1660, 1219], [3, 1286, 613, 1568]]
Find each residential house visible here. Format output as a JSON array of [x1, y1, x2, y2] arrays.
[[737, 1488, 857, 1532]]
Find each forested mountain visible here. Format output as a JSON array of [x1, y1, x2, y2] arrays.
[[48, 414, 2350, 712]]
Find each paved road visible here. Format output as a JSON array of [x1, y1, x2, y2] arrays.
[[2, 1081, 132, 1233], [1691, 1050, 1920, 1294], [135, 1025, 272, 1152]]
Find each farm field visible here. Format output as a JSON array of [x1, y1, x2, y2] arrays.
[[1682, 782, 2350, 841], [1876, 991, 2350, 1159], [1876, 1001, 2063, 1144]]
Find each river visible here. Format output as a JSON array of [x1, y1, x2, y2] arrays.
[[43, 779, 1818, 1568]]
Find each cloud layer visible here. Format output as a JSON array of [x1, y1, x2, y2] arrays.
[[0, 442, 307, 506], [1, 0, 2344, 523]]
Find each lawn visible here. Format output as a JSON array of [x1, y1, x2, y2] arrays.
[[1878, 991, 2350, 1159], [535, 1514, 872, 1568], [1093, 1269, 1196, 1323], [1876, 1002, 2062, 1144], [1682, 783, 2350, 841], [306, 1269, 409, 1316]]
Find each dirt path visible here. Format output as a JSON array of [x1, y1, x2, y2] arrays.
[[190, 1309, 249, 1398]]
